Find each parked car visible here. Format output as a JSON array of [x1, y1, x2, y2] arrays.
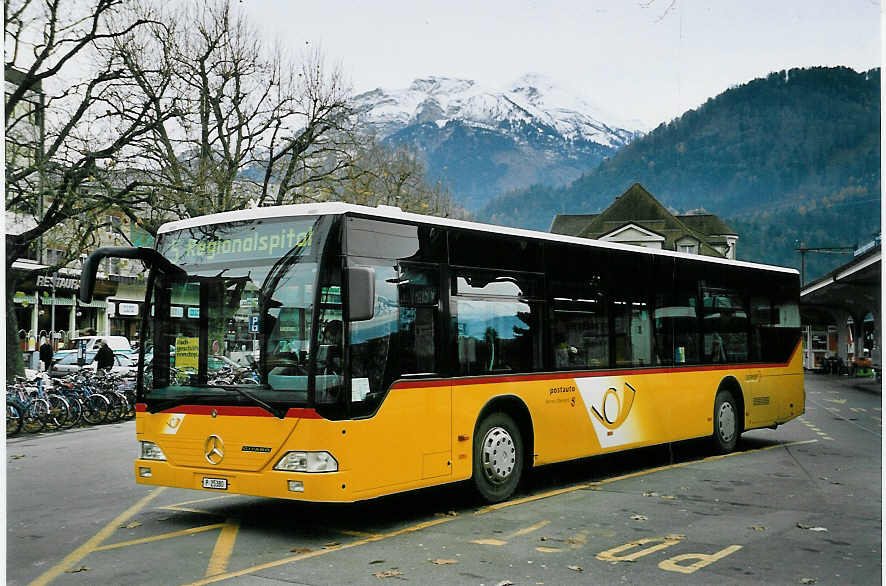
[[49, 351, 136, 379], [52, 336, 133, 363]]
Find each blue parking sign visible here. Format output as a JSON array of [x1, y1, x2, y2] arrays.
[[249, 315, 260, 333]]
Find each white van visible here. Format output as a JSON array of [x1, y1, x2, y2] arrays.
[[69, 335, 132, 352], [51, 335, 133, 365]]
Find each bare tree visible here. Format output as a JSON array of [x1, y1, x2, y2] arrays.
[[122, 0, 358, 220], [334, 137, 467, 218], [5, 0, 175, 375]]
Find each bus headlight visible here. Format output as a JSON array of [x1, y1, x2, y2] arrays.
[[273, 451, 338, 473], [139, 441, 167, 461]]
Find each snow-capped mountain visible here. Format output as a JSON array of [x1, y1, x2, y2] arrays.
[[353, 74, 640, 209]]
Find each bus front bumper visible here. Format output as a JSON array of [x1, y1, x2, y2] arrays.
[[134, 459, 353, 502]]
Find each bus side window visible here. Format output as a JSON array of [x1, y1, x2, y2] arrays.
[[654, 287, 699, 366], [551, 298, 608, 370], [701, 287, 749, 363], [397, 264, 440, 375], [612, 298, 652, 367], [452, 270, 543, 375], [349, 264, 398, 408]]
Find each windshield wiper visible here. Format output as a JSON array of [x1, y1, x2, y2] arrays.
[[206, 384, 287, 419]]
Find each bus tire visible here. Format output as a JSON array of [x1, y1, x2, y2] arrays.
[[473, 412, 523, 503], [712, 390, 739, 453]]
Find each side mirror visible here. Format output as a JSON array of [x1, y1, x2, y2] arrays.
[[347, 266, 375, 322]]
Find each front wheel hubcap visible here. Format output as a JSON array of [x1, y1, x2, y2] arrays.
[[718, 401, 736, 442], [481, 426, 516, 484]]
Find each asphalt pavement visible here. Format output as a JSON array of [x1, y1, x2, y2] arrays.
[[7, 372, 882, 585]]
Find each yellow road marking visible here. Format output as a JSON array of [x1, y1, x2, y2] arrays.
[[163, 505, 225, 516], [168, 495, 233, 508], [566, 530, 588, 548], [28, 488, 166, 586], [337, 529, 382, 538], [850, 407, 867, 413], [205, 519, 240, 577], [824, 398, 847, 405], [508, 520, 550, 538], [94, 524, 226, 551], [469, 538, 508, 545], [185, 516, 457, 585], [475, 439, 819, 515]]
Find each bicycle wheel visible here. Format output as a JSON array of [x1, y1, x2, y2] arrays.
[[46, 395, 72, 430], [7, 402, 23, 436], [104, 392, 125, 422], [82, 394, 110, 425], [23, 399, 49, 433], [60, 395, 82, 429], [122, 392, 136, 420]]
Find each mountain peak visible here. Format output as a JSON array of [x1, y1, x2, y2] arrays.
[[354, 74, 638, 147], [351, 74, 643, 209], [408, 76, 476, 95]]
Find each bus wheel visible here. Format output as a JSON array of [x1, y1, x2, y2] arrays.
[[712, 390, 739, 453], [473, 412, 523, 503]]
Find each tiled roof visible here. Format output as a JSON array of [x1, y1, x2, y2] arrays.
[[551, 183, 733, 258]]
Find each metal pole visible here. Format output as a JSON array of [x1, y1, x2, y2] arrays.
[[800, 249, 806, 286], [50, 274, 56, 344]]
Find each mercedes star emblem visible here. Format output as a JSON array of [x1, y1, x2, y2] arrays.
[[204, 434, 225, 465]]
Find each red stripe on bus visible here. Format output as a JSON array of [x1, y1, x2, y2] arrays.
[[137, 403, 321, 419]]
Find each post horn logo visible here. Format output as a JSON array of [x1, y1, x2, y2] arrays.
[[590, 382, 637, 430], [204, 434, 225, 465]]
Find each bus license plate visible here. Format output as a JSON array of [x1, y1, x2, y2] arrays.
[[202, 477, 228, 490]]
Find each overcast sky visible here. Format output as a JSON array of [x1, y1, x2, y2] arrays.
[[243, 0, 881, 129]]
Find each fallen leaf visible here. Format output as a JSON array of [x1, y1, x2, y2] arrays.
[[630, 514, 648, 521], [567, 565, 583, 572], [751, 525, 766, 531], [800, 579, 817, 584], [369, 560, 385, 564], [323, 541, 342, 549], [374, 569, 402, 578], [290, 547, 312, 553], [435, 511, 457, 517], [10, 455, 25, 460], [797, 523, 828, 532], [642, 491, 658, 497], [495, 581, 514, 586], [660, 495, 677, 500], [65, 566, 90, 573], [431, 559, 457, 565], [120, 521, 142, 529]]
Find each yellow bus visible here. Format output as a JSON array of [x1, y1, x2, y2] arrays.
[[79, 203, 804, 503]]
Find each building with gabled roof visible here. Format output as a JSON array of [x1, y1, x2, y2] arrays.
[[549, 183, 738, 259]]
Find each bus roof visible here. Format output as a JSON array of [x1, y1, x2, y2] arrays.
[[156, 202, 799, 276]]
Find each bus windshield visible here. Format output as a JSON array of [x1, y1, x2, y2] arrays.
[[142, 215, 343, 413]]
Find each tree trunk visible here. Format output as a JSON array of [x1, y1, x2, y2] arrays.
[[6, 270, 25, 378]]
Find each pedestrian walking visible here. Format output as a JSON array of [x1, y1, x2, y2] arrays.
[[95, 340, 115, 371], [39, 336, 53, 371]]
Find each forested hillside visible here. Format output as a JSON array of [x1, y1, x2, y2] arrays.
[[480, 67, 880, 280]]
